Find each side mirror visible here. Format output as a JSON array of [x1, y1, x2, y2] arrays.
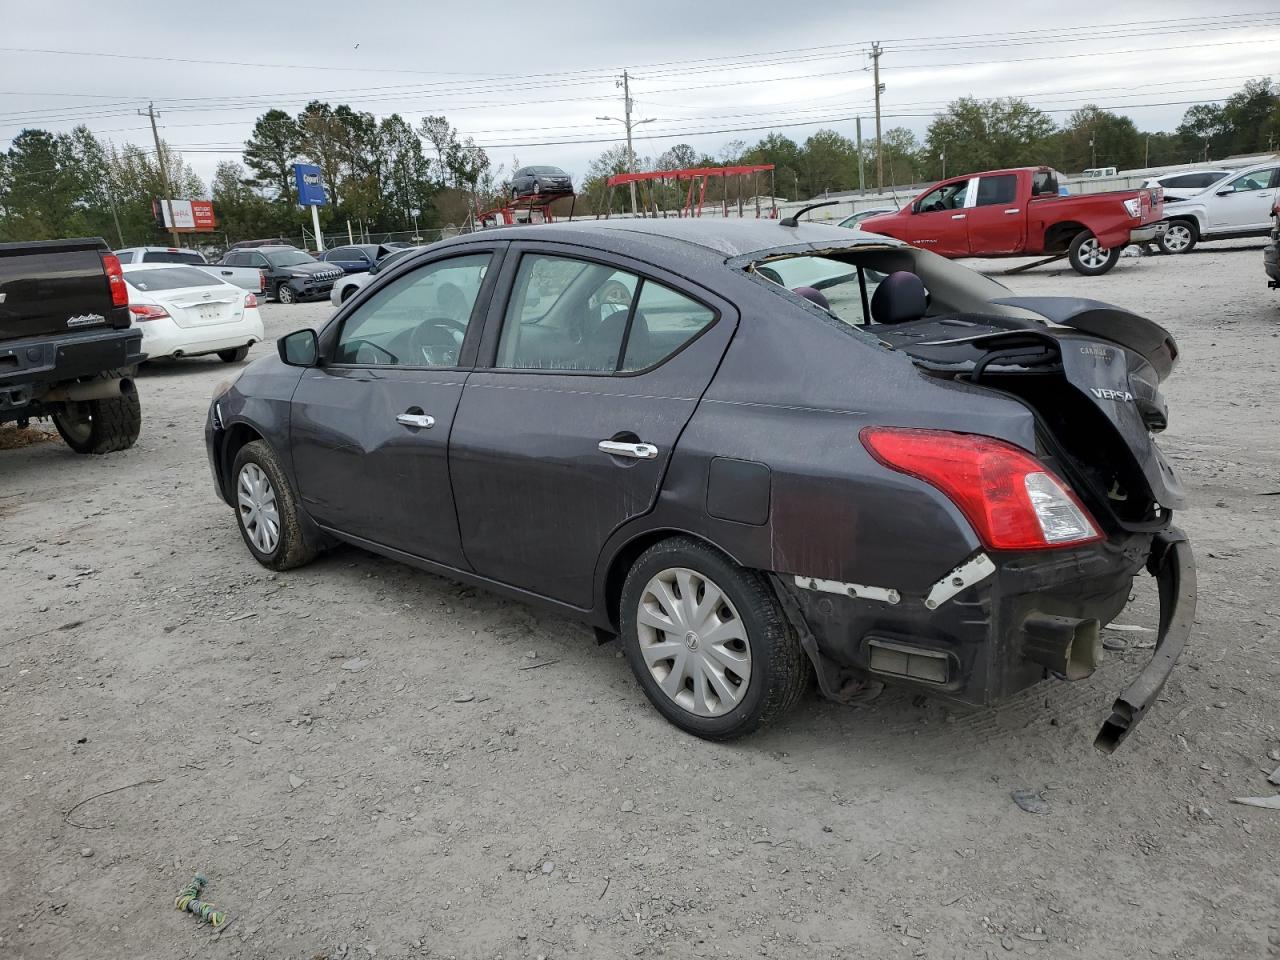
[[1216, 188, 1234, 196], [279, 328, 319, 367], [910, 201, 920, 214]]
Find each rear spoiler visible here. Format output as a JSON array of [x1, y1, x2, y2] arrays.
[[990, 296, 1178, 381]]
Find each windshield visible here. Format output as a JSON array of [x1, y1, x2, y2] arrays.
[[125, 267, 223, 292], [264, 250, 317, 267]]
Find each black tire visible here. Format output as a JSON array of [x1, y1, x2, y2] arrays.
[[276, 283, 297, 305], [1157, 219, 1198, 255], [218, 346, 251, 363], [619, 537, 807, 740], [1067, 231, 1121, 276], [230, 439, 316, 571], [340, 285, 357, 304], [51, 380, 141, 455]]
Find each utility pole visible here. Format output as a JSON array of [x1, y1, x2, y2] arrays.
[[855, 117, 865, 196], [871, 42, 884, 192], [1089, 137, 1097, 169], [622, 71, 638, 214], [597, 72, 654, 216], [140, 102, 180, 247]]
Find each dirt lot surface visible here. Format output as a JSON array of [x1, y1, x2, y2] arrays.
[[3, 242, 1278, 960]]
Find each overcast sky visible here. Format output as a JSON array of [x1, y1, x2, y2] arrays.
[[2, 0, 1278, 190]]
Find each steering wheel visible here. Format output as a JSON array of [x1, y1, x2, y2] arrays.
[[407, 316, 468, 366], [350, 339, 398, 365]]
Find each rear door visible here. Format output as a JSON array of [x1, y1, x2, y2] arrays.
[[963, 172, 1025, 255], [1208, 166, 1280, 231], [290, 247, 502, 563], [903, 177, 974, 256], [449, 243, 738, 607]]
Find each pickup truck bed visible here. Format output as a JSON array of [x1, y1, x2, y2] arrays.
[[0, 238, 144, 453]]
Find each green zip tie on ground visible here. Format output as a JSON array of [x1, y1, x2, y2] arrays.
[[174, 873, 227, 927]]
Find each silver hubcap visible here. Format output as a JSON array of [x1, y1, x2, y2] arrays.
[[1164, 225, 1191, 251], [237, 463, 281, 554], [1078, 237, 1111, 268], [637, 567, 752, 717]]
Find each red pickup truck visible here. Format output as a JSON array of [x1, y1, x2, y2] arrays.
[[859, 166, 1166, 276]]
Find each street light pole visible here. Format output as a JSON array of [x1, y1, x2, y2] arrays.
[[597, 93, 656, 216], [140, 102, 180, 247], [871, 42, 885, 191]]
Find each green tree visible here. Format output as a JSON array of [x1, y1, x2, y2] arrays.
[[1176, 103, 1227, 163], [1219, 78, 1279, 155], [1054, 106, 1143, 173], [243, 109, 300, 202], [924, 97, 1056, 177], [802, 129, 858, 195]]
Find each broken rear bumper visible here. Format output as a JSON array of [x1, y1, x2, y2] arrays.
[[776, 526, 1195, 752], [1093, 529, 1195, 752]]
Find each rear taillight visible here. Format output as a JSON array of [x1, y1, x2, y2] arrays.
[[1123, 197, 1142, 218], [244, 293, 258, 308], [102, 253, 127, 307], [259, 269, 267, 293], [129, 303, 171, 321], [860, 427, 1101, 551]]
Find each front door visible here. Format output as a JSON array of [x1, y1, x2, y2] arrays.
[[904, 177, 975, 256], [1208, 166, 1280, 231], [964, 172, 1026, 255], [290, 249, 499, 567], [450, 246, 737, 607]]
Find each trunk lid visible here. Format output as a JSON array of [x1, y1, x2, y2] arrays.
[[876, 306, 1185, 524], [0, 238, 124, 341], [161, 287, 244, 328]]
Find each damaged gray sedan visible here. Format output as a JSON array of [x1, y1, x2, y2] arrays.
[[206, 217, 1195, 752]]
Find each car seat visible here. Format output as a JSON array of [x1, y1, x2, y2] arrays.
[[870, 271, 928, 325]]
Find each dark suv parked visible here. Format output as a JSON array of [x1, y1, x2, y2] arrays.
[[217, 246, 342, 304]]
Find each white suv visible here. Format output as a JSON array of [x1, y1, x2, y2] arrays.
[[1141, 169, 1231, 201], [1157, 160, 1280, 254]]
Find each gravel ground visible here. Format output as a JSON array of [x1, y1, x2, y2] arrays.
[[2, 241, 1278, 960]]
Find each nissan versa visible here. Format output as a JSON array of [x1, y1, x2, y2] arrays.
[[206, 218, 1195, 752]]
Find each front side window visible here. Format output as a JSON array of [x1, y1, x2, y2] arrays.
[[974, 174, 1017, 207], [333, 253, 490, 367], [496, 253, 713, 373], [1227, 168, 1277, 192], [918, 179, 971, 213]]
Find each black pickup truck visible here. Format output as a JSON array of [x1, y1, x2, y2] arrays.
[[0, 238, 144, 454]]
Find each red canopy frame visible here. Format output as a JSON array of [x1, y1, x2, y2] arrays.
[[605, 164, 776, 218]]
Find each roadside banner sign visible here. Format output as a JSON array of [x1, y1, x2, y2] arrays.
[[152, 199, 217, 232], [294, 164, 328, 207]]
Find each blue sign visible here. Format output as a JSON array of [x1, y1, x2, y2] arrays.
[[293, 163, 327, 207]]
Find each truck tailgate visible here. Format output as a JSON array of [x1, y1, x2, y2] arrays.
[[0, 238, 126, 341]]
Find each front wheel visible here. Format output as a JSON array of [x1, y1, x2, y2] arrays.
[[619, 537, 808, 740], [276, 283, 297, 305], [230, 440, 316, 570], [51, 383, 141, 455], [1068, 231, 1121, 276], [1157, 220, 1198, 255], [340, 285, 357, 304]]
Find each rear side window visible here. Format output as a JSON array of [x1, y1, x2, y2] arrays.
[[496, 253, 714, 374], [125, 267, 219, 291], [142, 250, 205, 265], [1031, 170, 1059, 196], [974, 174, 1017, 207]]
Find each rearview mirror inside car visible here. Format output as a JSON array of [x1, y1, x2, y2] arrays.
[[279, 328, 319, 366]]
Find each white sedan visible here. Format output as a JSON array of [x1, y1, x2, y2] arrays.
[[122, 263, 264, 363]]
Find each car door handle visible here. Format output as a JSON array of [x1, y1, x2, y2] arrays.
[[598, 440, 658, 459], [220, 270, 232, 275], [951, 214, 966, 220], [396, 413, 435, 428], [1003, 208, 1020, 214]]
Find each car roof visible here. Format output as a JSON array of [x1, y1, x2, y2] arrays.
[[442, 217, 905, 263]]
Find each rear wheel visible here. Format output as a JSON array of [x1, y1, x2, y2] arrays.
[[276, 283, 297, 305], [1157, 220, 1198, 255], [620, 537, 807, 740], [1068, 231, 1121, 276], [218, 346, 250, 363], [230, 440, 315, 570], [51, 379, 141, 455]]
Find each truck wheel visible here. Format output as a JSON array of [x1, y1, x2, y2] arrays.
[[52, 386, 142, 455], [619, 537, 808, 740], [1068, 231, 1121, 276], [277, 283, 296, 304], [230, 440, 316, 570], [218, 346, 250, 363], [1157, 220, 1198, 255]]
